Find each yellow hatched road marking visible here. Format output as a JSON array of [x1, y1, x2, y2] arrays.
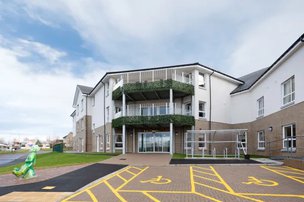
[[190, 166, 195, 192], [116, 166, 149, 191], [192, 165, 213, 171], [131, 166, 144, 171], [61, 166, 134, 202], [193, 169, 217, 176], [282, 166, 304, 172], [267, 166, 304, 173], [142, 192, 160, 202], [193, 174, 222, 184], [194, 182, 262, 202], [86, 190, 98, 202], [261, 165, 304, 184], [194, 192, 222, 202], [104, 180, 126, 202], [210, 166, 235, 194], [238, 193, 304, 198], [117, 174, 128, 182], [120, 190, 191, 194], [125, 169, 137, 176]]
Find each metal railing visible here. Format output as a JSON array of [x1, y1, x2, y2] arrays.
[[267, 135, 304, 160], [114, 102, 192, 118]]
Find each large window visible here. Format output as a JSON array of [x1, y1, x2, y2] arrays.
[[283, 124, 296, 149], [199, 101, 206, 118], [257, 131, 265, 150], [257, 96, 264, 117], [282, 76, 295, 106]]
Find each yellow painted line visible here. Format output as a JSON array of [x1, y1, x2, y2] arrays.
[[117, 174, 128, 182], [86, 190, 98, 202], [193, 169, 217, 176], [261, 165, 304, 184], [238, 193, 304, 198], [104, 180, 127, 202], [190, 166, 195, 192], [194, 192, 222, 202], [125, 169, 137, 176], [119, 190, 192, 194], [116, 166, 149, 191], [131, 166, 144, 171], [192, 165, 213, 171], [193, 174, 222, 184], [210, 166, 235, 194], [61, 166, 132, 202], [142, 192, 160, 202], [282, 166, 304, 172], [194, 182, 262, 202], [267, 166, 304, 173], [271, 170, 304, 176]]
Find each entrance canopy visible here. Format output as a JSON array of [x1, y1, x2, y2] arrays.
[[185, 129, 248, 159]]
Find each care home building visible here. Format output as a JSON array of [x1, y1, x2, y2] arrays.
[[71, 34, 304, 158]]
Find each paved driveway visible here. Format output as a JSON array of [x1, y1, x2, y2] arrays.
[[62, 165, 304, 202]]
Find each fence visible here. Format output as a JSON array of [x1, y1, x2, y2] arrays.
[[267, 135, 304, 160]]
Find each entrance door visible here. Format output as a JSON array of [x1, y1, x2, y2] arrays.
[[138, 132, 170, 153]]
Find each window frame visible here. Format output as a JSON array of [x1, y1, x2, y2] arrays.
[[282, 124, 296, 149], [81, 99, 84, 112], [198, 72, 205, 88], [257, 96, 264, 117], [257, 130, 265, 150], [105, 83, 109, 97], [282, 76, 295, 106], [198, 101, 206, 118]]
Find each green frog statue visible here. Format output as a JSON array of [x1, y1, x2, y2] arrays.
[[12, 145, 40, 179]]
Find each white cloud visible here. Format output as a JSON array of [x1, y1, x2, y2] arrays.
[[0, 36, 105, 141]]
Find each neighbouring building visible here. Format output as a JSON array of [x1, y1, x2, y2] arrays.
[[63, 132, 74, 148], [71, 33, 304, 158]]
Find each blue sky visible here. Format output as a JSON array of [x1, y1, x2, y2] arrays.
[[0, 0, 303, 142]]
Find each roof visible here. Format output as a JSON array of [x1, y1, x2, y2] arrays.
[[77, 85, 93, 95], [230, 67, 270, 94], [231, 33, 304, 95]]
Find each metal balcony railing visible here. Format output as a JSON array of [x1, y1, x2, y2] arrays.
[[114, 102, 192, 119]]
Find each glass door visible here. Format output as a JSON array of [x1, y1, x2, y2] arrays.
[[138, 132, 170, 153]]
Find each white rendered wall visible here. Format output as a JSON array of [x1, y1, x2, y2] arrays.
[[75, 92, 87, 122], [91, 85, 105, 128], [211, 75, 238, 123], [230, 45, 304, 123]]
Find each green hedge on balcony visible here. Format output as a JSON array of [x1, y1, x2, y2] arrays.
[[112, 79, 194, 100], [112, 115, 195, 128]]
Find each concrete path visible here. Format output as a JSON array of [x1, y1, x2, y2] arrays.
[[101, 153, 171, 166]]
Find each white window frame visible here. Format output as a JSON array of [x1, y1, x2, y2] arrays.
[[76, 104, 79, 115], [198, 101, 206, 118], [257, 96, 264, 117], [282, 124, 296, 150], [257, 130, 265, 150], [282, 76, 295, 106], [184, 102, 192, 116], [198, 72, 205, 88]]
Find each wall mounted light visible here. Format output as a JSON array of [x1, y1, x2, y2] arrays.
[[268, 126, 273, 132]]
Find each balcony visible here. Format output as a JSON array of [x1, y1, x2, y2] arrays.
[[112, 79, 194, 101], [112, 103, 194, 128]]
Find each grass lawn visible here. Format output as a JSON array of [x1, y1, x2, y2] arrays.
[[0, 152, 118, 175]]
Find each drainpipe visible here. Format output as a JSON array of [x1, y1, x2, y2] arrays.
[[102, 81, 106, 153], [208, 71, 214, 154]]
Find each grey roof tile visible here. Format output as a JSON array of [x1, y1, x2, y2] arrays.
[[77, 85, 93, 94]]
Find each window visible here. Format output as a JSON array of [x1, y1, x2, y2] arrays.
[[257, 96, 264, 117], [92, 96, 95, 107], [81, 99, 84, 111], [185, 73, 192, 84], [198, 101, 206, 118], [76, 104, 79, 115], [198, 134, 206, 149], [283, 124, 296, 149], [257, 131, 265, 150], [106, 107, 110, 122], [115, 106, 121, 113], [282, 76, 295, 106], [115, 134, 123, 148], [106, 134, 110, 151], [198, 72, 205, 88], [106, 83, 109, 97], [237, 132, 247, 150], [184, 102, 192, 116]]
